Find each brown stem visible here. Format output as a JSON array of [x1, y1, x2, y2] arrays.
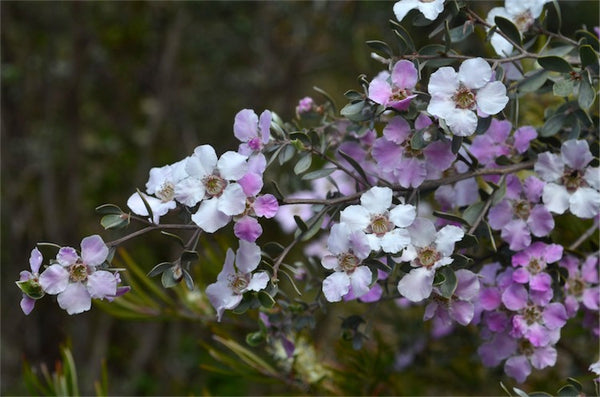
[[106, 224, 199, 247], [568, 218, 599, 251]]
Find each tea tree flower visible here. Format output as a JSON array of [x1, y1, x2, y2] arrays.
[[368, 60, 418, 111], [16, 248, 45, 315], [205, 240, 269, 321], [535, 139, 600, 218], [397, 217, 464, 302], [321, 223, 372, 302], [340, 186, 415, 253], [127, 191, 177, 224], [393, 0, 445, 22], [38, 235, 120, 315], [233, 109, 272, 155], [427, 57, 508, 136]]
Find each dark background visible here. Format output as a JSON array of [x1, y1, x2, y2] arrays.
[[2, 2, 598, 395]]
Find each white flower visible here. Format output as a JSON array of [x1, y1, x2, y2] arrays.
[[427, 57, 508, 136], [205, 241, 269, 321], [321, 223, 373, 302], [535, 139, 600, 218], [486, 0, 551, 56], [393, 0, 445, 22], [127, 191, 176, 224], [186, 145, 249, 232], [397, 217, 464, 302], [340, 186, 415, 253]]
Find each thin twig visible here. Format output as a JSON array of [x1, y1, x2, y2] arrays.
[[568, 218, 599, 251], [468, 175, 506, 235], [106, 223, 199, 247]]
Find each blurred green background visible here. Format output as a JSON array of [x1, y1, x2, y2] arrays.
[[2, 1, 598, 395]]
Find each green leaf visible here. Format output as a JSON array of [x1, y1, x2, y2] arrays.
[[100, 214, 129, 230], [578, 72, 596, 109], [313, 86, 337, 113], [517, 69, 550, 94], [366, 40, 394, 58], [181, 250, 199, 266], [344, 90, 364, 101], [135, 188, 155, 223], [557, 385, 580, 397], [389, 19, 416, 53], [494, 16, 522, 47], [293, 215, 308, 232], [16, 279, 45, 299], [451, 135, 463, 154], [161, 267, 179, 288], [463, 201, 485, 226], [293, 154, 312, 175], [257, 290, 276, 308], [245, 331, 266, 347], [438, 267, 457, 299], [147, 262, 172, 277], [95, 203, 123, 215], [538, 56, 573, 73], [410, 128, 427, 150], [160, 231, 185, 248], [182, 269, 194, 290], [455, 233, 478, 249], [432, 211, 470, 227], [576, 29, 600, 52], [278, 144, 295, 165], [553, 78, 575, 97], [301, 167, 335, 181], [475, 117, 492, 135], [491, 179, 507, 206], [512, 387, 529, 397], [300, 210, 327, 242], [579, 44, 599, 69], [540, 112, 567, 137], [449, 22, 474, 43]]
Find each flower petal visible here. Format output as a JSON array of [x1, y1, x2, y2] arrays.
[[350, 266, 372, 298], [476, 81, 508, 115], [39, 264, 69, 295], [322, 272, 351, 302], [87, 270, 118, 299], [57, 283, 92, 315], [81, 235, 109, 267], [391, 60, 418, 89], [236, 240, 261, 274], [397, 267, 435, 302], [191, 198, 231, 233], [458, 58, 492, 89], [233, 109, 259, 142]]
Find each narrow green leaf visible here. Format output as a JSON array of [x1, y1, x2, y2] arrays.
[[135, 188, 155, 223], [579, 44, 599, 69], [433, 211, 470, 226], [161, 267, 179, 288], [100, 214, 129, 230], [147, 262, 172, 277], [160, 231, 185, 248], [475, 117, 492, 135], [344, 90, 364, 101], [578, 72, 596, 109], [463, 201, 485, 226], [575, 29, 600, 51], [313, 86, 337, 113], [438, 267, 457, 299], [301, 167, 335, 181], [540, 112, 566, 137], [512, 387, 529, 397], [455, 233, 479, 249], [451, 135, 463, 154], [95, 203, 123, 215], [246, 331, 266, 347], [538, 56, 573, 73], [300, 210, 327, 242], [557, 385, 580, 397], [182, 269, 194, 290], [366, 40, 394, 58], [293, 154, 312, 174], [293, 215, 308, 232], [278, 144, 296, 165], [411, 128, 427, 150], [494, 16, 522, 47], [257, 290, 276, 308], [449, 22, 474, 43], [517, 69, 550, 94]]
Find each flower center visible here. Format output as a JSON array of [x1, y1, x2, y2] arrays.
[[416, 246, 440, 268], [157, 182, 175, 202], [338, 253, 360, 273], [452, 85, 476, 110], [69, 262, 89, 283], [513, 11, 534, 32], [248, 137, 262, 151], [562, 169, 585, 193], [368, 214, 393, 237], [513, 200, 531, 220], [518, 339, 535, 356], [527, 258, 544, 275], [390, 87, 411, 103], [523, 305, 542, 325], [567, 277, 585, 297], [203, 174, 228, 197], [228, 273, 250, 294]]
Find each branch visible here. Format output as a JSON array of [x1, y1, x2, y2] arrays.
[[568, 218, 599, 251], [106, 223, 199, 247]]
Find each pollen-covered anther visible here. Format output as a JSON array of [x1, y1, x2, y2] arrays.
[[203, 175, 228, 197], [562, 169, 585, 192], [228, 273, 250, 294], [452, 85, 476, 110], [513, 200, 531, 220], [69, 262, 89, 283], [157, 182, 175, 202], [416, 246, 441, 268], [513, 11, 534, 32], [338, 253, 360, 273], [368, 215, 393, 237]]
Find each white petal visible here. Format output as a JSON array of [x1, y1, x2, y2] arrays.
[[569, 187, 600, 218], [534, 152, 564, 182], [393, 0, 420, 21], [39, 264, 69, 294], [81, 235, 109, 267], [87, 270, 117, 299], [407, 217, 436, 248], [435, 224, 464, 256], [246, 271, 269, 292], [417, 0, 445, 20], [185, 155, 209, 179], [584, 167, 600, 190], [542, 183, 570, 214], [57, 283, 92, 315], [322, 272, 351, 302], [389, 204, 417, 227], [218, 151, 248, 181], [205, 280, 241, 322], [218, 183, 247, 216], [174, 177, 205, 207], [561, 139, 592, 171], [236, 240, 261, 274], [445, 108, 478, 136], [490, 33, 514, 57], [191, 198, 231, 233], [350, 266, 373, 298], [327, 223, 351, 255], [427, 97, 456, 119], [340, 205, 371, 231], [361, 186, 392, 214], [397, 267, 435, 302], [428, 66, 459, 98], [458, 58, 492, 89], [191, 145, 218, 174], [216, 249, 236, 282], [476, 81, 508, 115], [321, 255, 339, 270], [380, 228, 411, 254]]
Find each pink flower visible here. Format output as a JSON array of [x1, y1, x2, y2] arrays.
[[368, 60, 418, 111]]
